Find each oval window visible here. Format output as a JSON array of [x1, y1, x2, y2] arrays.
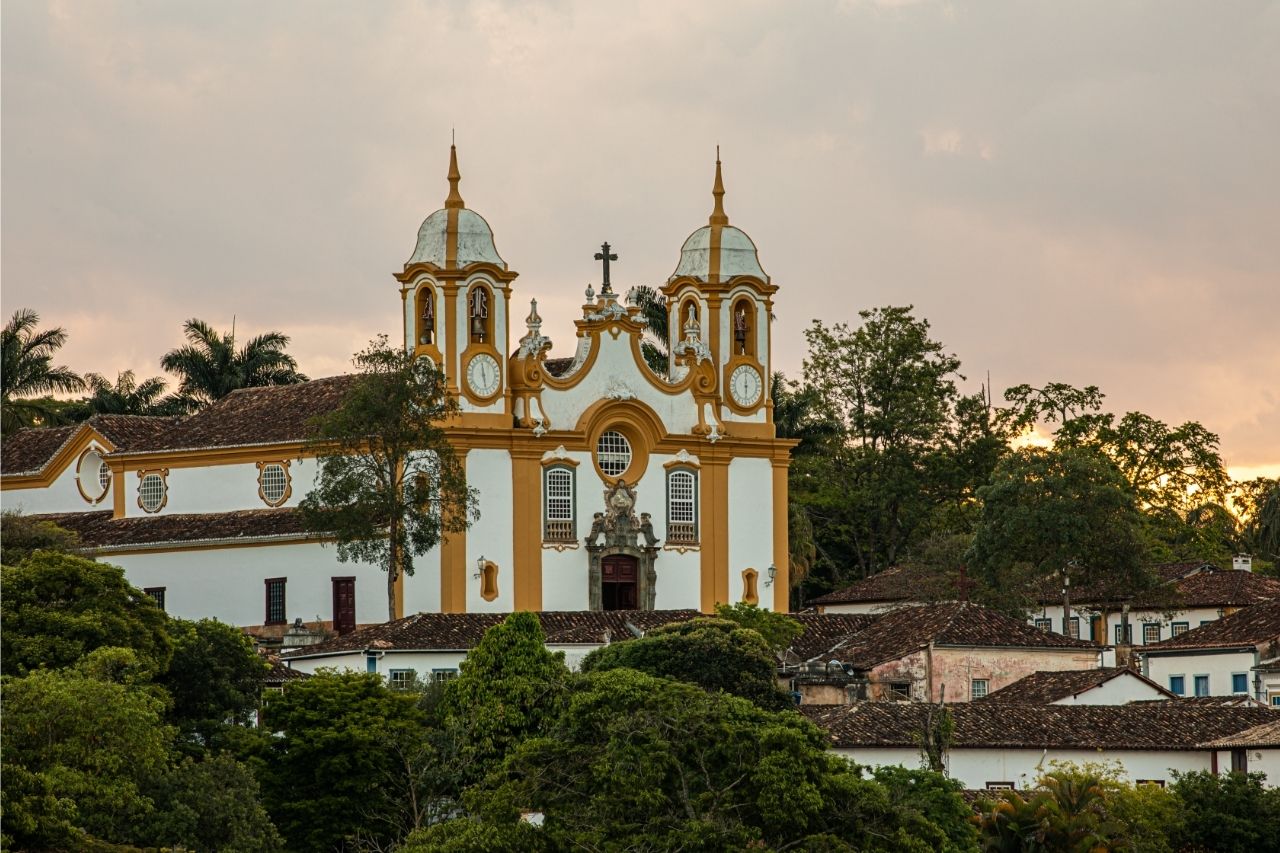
[[596, 431, 632, 478]]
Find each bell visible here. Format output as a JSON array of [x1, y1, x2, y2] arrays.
[[471, 313, 485, 342]]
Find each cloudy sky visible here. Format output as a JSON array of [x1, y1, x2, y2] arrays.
[[4, 1, 1277, 475]]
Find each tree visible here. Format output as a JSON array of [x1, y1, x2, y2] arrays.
[[300, 336, 478, 620], [1169, 770, 1280, 853], [160, 317, 306, 408], [159, 618, 268, 752], [975, 771, 1129, 852], [581, 616, 793, 710], [0, 509, 80, 565], [625, 284, 669, 373], [1, 308, 85, 431], [869, 765, 978, 853], [1, 552, 172, 677], [967, 447, 1152, 615], [258, 670, 429, 851], [68, 369, 190, 419], [422, 668, 973, 851], [714, 601, 805, 652], [139, 754, 283, 853], [1237, 477, 1280, 565], [1034, 762, 1183, 853]]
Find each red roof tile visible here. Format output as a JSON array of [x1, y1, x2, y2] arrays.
[[979, 667, 1174, 704], [29, 508, 311, 550], [1, 425, 77, 475], [1141, 599, 1280, 652]]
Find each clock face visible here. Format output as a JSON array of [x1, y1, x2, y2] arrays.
[[466, 353, 501, 398], [729, 364, 763, 408]]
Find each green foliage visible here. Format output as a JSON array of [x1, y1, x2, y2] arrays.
[[300, 335, 477, 619], [967, 446, 1152, 614], [0, 552, 172, 677], [429, 668, 972, 851], [1, 308, 85, 432], [139, 753, 283, 853], [976, 771, 1130, 851], [1169, 770, 1280, 853], [581, 616, 793, 710], [439, 612, 572, 784], [1237, 477, 1280, 564], [1035, 762, 1182, 853], [714, 601, 805, 651], [625, 284, 669, 374], [257, 669, 428, 852], [159, 618, 268, 751], [159, 317, 306, 408], [1, 649, 174, 848], [67, 369, 191, 419], [0, 508, 80, 565], [869, 764, 979, 853]]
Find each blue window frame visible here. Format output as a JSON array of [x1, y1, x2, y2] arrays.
[[1171, 622, 1189, 637], [366, 653, 378, 674], [1193, 674, 1210, 697], [1169, 675, 1185, 696], [1231, 673, 1248, 694], [1271, 695, 1280, 707]]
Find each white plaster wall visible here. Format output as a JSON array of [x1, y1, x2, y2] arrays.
[[819, 601, 925, 615], [105, 542, 387, 627], [127, 457, 318, 518], [285, 643, 610, 679], [542, 546, 591, 611], [1051, 674, 1170, 705], [834, 747, 1212, 789], [1033, 605, 1227, 645], [727, 457, 774, 609], [466, 449, 514, 612], [403, 542, 442, 615], [2, 454, 110, 516], [654, 549, 701, 611], [1144, 650, 1257, 697]]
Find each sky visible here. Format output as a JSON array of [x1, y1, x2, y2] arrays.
[[3, 1, 1278, 476]]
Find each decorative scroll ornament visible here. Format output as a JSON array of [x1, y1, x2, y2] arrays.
[[517, 298, 553, 358], [672, 304, 712, 364]]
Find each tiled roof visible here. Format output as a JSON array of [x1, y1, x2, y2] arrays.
[[262, 654, 312, 685], [784, 613, 881, 662], [1201, 718, 1280, 748], [980, 668, 1173, 704], [801, 702, 1279, 751], [1, 425, 77, 475], [282, 610, 702, 657], [809, 565, 951, 606], [1142, 600, 1280, 652], [1032, 561, 1218, 606], [1149, 569, 1280, 609], [543, 358, 575, 378], [1132, 696, 1270, 708], [114, 376, 358, 453], [29, 509, 311, 550]]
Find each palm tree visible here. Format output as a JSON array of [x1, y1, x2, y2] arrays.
[[625, 285, 669, 374], [69, 371, 192, 420], [160, 319, 307, 408], [1, 309, 85, 432]]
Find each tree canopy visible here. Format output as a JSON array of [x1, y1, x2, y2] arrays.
[[67, 369, 190, 419], [1, 308, 85, 431], [159, 317, 306, 407]]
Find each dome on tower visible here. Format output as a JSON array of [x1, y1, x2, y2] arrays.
[[407, 145, 507, 270], [669, 156, 768, 283]]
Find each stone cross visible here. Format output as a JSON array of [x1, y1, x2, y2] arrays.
[[594, 242, 618, 294]]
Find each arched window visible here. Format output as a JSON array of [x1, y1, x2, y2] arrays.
[[416, 285, 436, 346], [544, 466, 576, 542], [666, 468, 698, 545], [468, 285, 491, 344], [732, 297, 755, 357]]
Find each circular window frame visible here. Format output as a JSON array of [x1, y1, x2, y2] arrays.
[[137, 470, 168, 514], [75, 447, 110, 504], [588, 421, 650, 485], [256, 460, 292, 507]]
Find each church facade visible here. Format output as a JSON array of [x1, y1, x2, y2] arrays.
[[1, 148, 794, 630]]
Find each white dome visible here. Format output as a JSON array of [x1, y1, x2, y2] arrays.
[[407, 208, 507, 270], [671, 224, 768, 282]]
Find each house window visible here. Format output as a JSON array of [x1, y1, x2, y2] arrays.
[[1142, 623, 1162, 645], [1065, 617, 1080, 639], [666, 468, 698, 544], [144, 587, 166, 611], [1135, 779, 1165, 788], [257, 461, 291, 507], [986, 782, 1015, 790], [1171, 622, 1189, 637], [886, 682, 912, 701], [543, 466, 575, 542], [1169, 675, 1185, 696], [137, 470, 168, 513], [1269, 693, 1280, 707], [971, 679, 989, 700], [264, 578, 287, 625], [430, 668, 459, 684], [1193, 674, 1210, 697], [1231, 749, 1248, 773], [388, 669, 416, 691], [596, 431, 632, 478], [1034, 618, 1052, 633], [1115, 624, 1133, 645], [1200, 620, 1213, 627], [1231, 673, 1248, 694]]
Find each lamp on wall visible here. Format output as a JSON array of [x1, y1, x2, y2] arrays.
[[474, 555, 485, 580], [765, 563, 776, 587]]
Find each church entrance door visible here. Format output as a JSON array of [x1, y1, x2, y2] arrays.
[[601, 555, 639, 610]]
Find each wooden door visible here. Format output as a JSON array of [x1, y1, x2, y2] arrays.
[[601, 555, 638, 611], [332, 577, 356, 634]]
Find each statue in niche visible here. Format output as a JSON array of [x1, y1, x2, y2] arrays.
[[584, 479, 660, 611]]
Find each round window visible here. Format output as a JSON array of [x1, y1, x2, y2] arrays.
[[596, 430, 633, 478], [139, 473, 166, 513], [77, 449, 109, 503], [98, 460, 112, 493], [259, 463, 289, 506]]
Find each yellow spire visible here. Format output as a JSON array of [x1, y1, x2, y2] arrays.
[[709, 146, 729, 226], [445, 143, 465, 210]]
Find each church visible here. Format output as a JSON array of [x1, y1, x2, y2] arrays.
[[1, 148, 794, 632]]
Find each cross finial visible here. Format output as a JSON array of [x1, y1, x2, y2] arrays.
[[594, 241, 618, 293], [445, 142, 464, 210], [709, 149, 728, 226]]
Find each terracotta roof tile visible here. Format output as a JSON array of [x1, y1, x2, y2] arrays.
[[801, 702, 1279, 750], [810, 565, 951, 606], [785, 613, 881, 662], [1144, 569, 1280, 609], [262, 653, 312, 685], [89, 414, 186, 449], [29, 508, 310, 550], [1142, 600, 1280, 652], [979, 667, 1173, 704], [1, 425, 77, 475], [1201, 718, 1280, 748]]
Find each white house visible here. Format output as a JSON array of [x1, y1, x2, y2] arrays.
[[977, 667, 1174, 705], [1140, 599, 1280, 704], [1203, 717, 1280, 780]]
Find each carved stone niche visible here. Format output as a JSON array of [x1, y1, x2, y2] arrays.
[[584, 478, 661, 611]]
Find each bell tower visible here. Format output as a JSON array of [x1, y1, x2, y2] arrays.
[[394, 145, 518, 418]]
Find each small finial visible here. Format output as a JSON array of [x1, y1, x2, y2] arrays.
[[709, 150, 728, 226], [585, 283, 595, 303], [526, 298, 542, 332], [445, 143, 465, 210]]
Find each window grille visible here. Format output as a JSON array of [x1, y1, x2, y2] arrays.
[[1193, 674, 1210, 697], [666, 469, 698, 544], [1034, 618, 1052, 633], [388, 669, 416, 691], [144, 587, 166, 611], [98, 460, 112, 492], [544, 467, 575, 542], [1142, 623, 1161, 644], [260, 463, 289, 506], [265, 578, 287, 625], [431, 669, 459, 684], [139, 473, 166, 513], [1115, 624, 1133, 645], [971, 679, 989, 699], [886, 682, 912, 701], [596, 431, 632, 478], [1065, 617, 1080, 639], [1171, 622, 1189, 636]]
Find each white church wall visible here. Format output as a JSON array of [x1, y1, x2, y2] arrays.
[[3, 456, 104, 516], [727, 457, 774, 608], [133, 457, 318, 518], [105, 541, 386, 627], [466, 449, 514, 612], [542, 546, 591, 610], [403, 544, 443, 615], [654, 548, 701, 611]]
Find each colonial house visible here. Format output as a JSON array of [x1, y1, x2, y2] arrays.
[[1, 149, 795, 628], [807, 564, 944, 614], [802, 702, 1280, 789], [1140, 599, 1280, 704], [1202, 717, 1280, 780], [781, 602, 1100, 704], [976, 667, 1174, 705]]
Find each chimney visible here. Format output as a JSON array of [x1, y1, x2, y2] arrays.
[[1233, 555, 1253, 572]]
